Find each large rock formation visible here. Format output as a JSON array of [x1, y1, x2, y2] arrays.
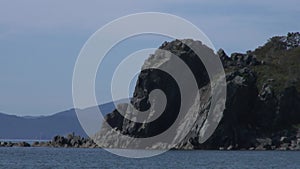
[[95, 32, 300, 150], [94, 39, 220, 149]]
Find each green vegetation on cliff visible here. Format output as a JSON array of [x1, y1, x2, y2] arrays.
[[251, 32, 300, 93]]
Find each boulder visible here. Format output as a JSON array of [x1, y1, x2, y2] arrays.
[[52, 135, 68, 147], [15, 142, 30, 147], [255, 138, 272, 150]]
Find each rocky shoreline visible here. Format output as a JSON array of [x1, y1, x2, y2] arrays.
[[219, 128, 300, 151], [1, 132, 300, 150], [0, 133, 98, 148]]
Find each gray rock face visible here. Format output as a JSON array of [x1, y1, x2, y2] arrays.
[[282, 32, 300, 49], [94, 39, 300, 150], [217, 49, 260, 68], [188, 67, 258, 149]]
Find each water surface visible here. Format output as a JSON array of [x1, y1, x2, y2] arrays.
[[0, 147, 300, 169]]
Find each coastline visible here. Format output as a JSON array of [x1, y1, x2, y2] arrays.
[[1, 134, 300, 151], [0, 133, 98, 148]]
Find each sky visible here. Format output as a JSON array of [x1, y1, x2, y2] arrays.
[[0, 0, 299, 116]]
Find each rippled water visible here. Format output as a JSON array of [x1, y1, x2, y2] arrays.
[[0, 147, 300, 169]]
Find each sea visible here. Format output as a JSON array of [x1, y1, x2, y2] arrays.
[[0, 147, 300, 169]]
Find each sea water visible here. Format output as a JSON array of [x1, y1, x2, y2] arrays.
[[0, 147, 300, 169]]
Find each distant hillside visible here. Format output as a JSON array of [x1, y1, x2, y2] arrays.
[[0, 101, 117, 139]]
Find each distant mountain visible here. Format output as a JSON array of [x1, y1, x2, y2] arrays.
[[0, 101, 120, 139]]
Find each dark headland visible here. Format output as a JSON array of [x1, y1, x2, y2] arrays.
[[95, 32, 300, 150], [1, 32, 300, 150]]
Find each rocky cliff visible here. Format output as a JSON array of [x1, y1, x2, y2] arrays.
[[95, 32, 300, 150]]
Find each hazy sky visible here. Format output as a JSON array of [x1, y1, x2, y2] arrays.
[[0, 0, 299, 116]]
